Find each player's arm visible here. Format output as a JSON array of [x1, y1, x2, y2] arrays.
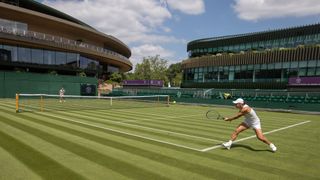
[[224, 107, 249, 121]]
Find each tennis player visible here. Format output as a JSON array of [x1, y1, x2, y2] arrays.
[[59, 87, 65, 103], [222, 98, 277, 152]]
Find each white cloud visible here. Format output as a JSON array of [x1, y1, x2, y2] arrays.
[[42, 0, 204, 66], [166, 0, 205, 15], [131, 44, 175, 66], [43, 0, 171, 42], [233, 0, 320, 21]]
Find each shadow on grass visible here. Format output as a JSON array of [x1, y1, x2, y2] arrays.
[[230, 144, 273, 152]]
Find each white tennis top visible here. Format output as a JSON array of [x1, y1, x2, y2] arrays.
[[243, 105, 260, 126], [59, 89, 65, 96]]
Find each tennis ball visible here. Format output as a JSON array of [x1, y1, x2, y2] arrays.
[[173, 101, 176, 104]]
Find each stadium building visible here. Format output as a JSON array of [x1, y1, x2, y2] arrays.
[[0, 0, 132, 97], [181, 23, 320, 90]]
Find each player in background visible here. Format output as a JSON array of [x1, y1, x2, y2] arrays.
[[59, 87, 65, 103]]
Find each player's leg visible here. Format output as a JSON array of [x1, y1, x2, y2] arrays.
[[231, 122, 249, 141], [254, 128, 271, 144], [254, 128, 277, 152], [222, 122, 249, 149]]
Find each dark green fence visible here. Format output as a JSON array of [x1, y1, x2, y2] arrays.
[[109, 88, 320, 112], [0, 71, 97, 98]]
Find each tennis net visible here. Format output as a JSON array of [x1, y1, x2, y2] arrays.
[[16, 94, 170, 112]]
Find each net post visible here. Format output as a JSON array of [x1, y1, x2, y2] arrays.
[[167, 95, 170, 107], [40, 95, 44, 112], [15, 93, 19, 113], [110, 97, 113, 106]]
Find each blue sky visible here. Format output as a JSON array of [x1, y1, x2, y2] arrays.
[[41, 0, 320, 70]]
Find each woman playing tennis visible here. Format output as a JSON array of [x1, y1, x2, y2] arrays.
[[222, 98, 277, 152]]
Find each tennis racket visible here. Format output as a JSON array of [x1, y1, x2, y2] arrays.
[[206, 109, 225, 120]]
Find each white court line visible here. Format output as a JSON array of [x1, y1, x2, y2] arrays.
[[0, 102, 222, 143], [43, 111, 222, 143], [111, 109, 203, 120], [35, 112, 204, 152], [0, 103, 203, 152], [200, 120, 311, 152], [120, 114, 203, 123], [0, 102, 312, 152]]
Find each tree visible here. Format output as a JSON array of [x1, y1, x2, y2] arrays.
[[167, 62, 182, 87], [133, 55, 169, 85], [109, 72, 123, 83], [123, 72, 135, 80], [134, 58, 151, 80], [121, 55, 185, 87]]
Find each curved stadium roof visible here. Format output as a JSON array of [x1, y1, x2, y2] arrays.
[[0, 0, 132, 71]]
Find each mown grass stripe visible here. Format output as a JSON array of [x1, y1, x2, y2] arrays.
[[18, 108, 312, 179], [0, 129, 86, 180], [39, 110, 213, 147], [201, 120, 311, 152], [0, 106, 249, 179], [0, 114, 170, 180], [77, 107, 233, 135], [1, 100, 320, 179], [73, 110, 226, 142], [0, 103, 216, 148], [10, 111, 248, 179], [98, 107, 297, 133]]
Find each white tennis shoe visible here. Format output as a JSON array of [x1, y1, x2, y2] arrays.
[[222, 141, 232, 150], [269, 143, 277, 152]]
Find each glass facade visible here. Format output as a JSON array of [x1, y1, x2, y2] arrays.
[[0, 18, 28, 31], [184, 60, 320, 83], [183, 24, 320, 89], [0, 44, 118, 76], [189, 34, 320, 57]]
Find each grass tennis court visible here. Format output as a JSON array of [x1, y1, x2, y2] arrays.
[[0, 98, 319, 179]]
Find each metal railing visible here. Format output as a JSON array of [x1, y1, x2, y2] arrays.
[[0, 25, 132, 65]]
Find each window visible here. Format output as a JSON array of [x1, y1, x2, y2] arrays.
[[198, 73, 203, 82], [43, 50, 55, 65], [239, 44, 245, 50], [56, 52, 67, 65], [2, 45, 18, 61], [299, 61, 308, 68], [246, 43, 252, 49], [18, 47, 31, 62], [261, 64, 267, 70], [66, 53, 78, 68], [241, 65, 247, 71], [31, 49, 43, 64], [267, 63, 275, 70], [307, 68, 316, 76], [307, 60, 317, 67], [252, 42, 258, 49], [254, 64, 260, 70], [282, 62, 290, 68], [235, 65, 240, 71], [274, 62, 282, 69], [316, 67, 320, 76], [298, 68, 307, 77], [290, 61, 299, 68], [80, 56, 89, 69], [198, 67, 203, 73]]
